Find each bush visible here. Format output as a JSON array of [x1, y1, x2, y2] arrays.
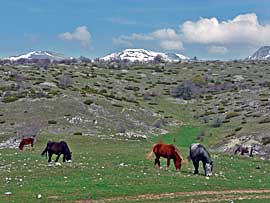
[[171, 80, 202, 100], [262, 137, 270, 145], [2, 95, 20, 103], [225, 112, 240, 119], [48, 120, 57, 124], [213, 117, 222, 128], [83, 99, 94, 105], [258, 117, 270, 124]]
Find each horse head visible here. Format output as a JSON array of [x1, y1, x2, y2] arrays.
[[205, 161, 213, 176], [174, 148, 183, 170], [66, 152, 72, 162]]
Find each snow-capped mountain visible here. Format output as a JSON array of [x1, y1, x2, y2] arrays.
[[4, 51, 68, 61], [247, 46, 270, 60], [100, 49, 189, 62]]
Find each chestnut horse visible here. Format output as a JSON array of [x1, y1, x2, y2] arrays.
[[19, 137, 35, 150], [147, 143, 183, 170]]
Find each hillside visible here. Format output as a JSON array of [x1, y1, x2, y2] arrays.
[[0, 60, 270, 158], [1, 60, 270, 202]]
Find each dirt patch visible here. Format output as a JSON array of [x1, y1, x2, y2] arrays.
[[79, 189, 270, 203]]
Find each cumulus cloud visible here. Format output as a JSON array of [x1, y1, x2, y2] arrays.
[[59, 26, 91, 47], [112, 37, 133, 47], [113, 28, 183, 51], [113, 13, 270, 54], [181, 13, 270, 45], [208, 46, 228, 54], [160, 40, 183, 50]]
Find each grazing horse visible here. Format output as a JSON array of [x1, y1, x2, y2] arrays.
[[19, 137, 35, 150], [234, 145, 253, 157], [41, 141, 72, 162], [147, 143, 183, 170], [189, 143, 213, 176]]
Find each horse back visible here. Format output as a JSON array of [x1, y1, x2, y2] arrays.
[[153, 143, 176, 158], [190, 143, 211, 161]]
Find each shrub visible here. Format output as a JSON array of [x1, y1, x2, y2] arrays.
[[73, 132, 82, 135], [171, 80, 203, 100], [258, 117, 270, 124], [225, 112, 240, 119], [48, 120, 57, 124], [83, 99, 94, 105], [2, 95, 20, 103], [213, 117, 222, 128], [262, 137, 270, 145]]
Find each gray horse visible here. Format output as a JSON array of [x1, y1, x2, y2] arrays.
[[189, 143, 213, 176]]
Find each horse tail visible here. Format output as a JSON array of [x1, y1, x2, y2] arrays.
[[146, 145, 155, 160], [146, 149, 153, 160], [41, 142, 50, 158], [181, 156, 191, 164]]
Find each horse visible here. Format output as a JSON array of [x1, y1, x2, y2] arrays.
[[19, 137, 35, 150], [234, 145, 253, 157], [41, 141, 72, 162], [147, 143, 183, 170], [188, 143, 213, 176]]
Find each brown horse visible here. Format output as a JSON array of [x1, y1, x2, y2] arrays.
[[41, 141, 72, 162], [234, 145, 253, 157], [19, 137, 35, 150], [147, 143, 183, 170]]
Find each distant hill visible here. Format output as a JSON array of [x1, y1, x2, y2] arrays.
[[100, 49, 190, 62], [3, 51, 69, 62], [247, 46, 270, 60]]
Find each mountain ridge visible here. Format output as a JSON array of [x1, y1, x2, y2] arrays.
[[100, 49, 190, 62], [3, 51, 69, 61], [247, 46, 270, 60]]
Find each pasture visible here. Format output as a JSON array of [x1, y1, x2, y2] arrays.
[[1, 126, 270, 203]]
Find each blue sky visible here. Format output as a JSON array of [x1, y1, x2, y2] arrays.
[[0, 0, 270, 59]]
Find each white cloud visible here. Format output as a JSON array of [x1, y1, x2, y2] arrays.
[[181, 13, 270, 45], [208, 46, 228, 54], [113, 28, 183, 51], [112, 37, 133, 47], [113, 13, 270, 54], [160, 40, 183, 50], [59, 26, 91, 47]]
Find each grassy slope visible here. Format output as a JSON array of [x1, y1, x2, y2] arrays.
[[1, 126, 269, 203]]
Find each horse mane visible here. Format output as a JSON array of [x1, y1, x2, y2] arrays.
[[173, 145, 183, 161], [60, 141, 71, 154]]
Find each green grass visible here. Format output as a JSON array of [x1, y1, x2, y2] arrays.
[[1, 126, 270, 203]]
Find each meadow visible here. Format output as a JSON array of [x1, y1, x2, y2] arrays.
[[1, 126, 270, 203]]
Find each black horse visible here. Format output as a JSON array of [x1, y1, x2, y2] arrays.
[[41, 141, 72, 162], [189, 143, 213, 176]]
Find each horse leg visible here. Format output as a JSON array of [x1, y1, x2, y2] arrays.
[[167, 158, 171, 170], [154, 156, 160, 168], [193, 160, 199, 175], [55, 154, 60, 162], [48, 152, 53, 162], [203, 162, 206, 176]]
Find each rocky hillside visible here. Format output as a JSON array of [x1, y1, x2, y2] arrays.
[[1, 60, 270, 159]]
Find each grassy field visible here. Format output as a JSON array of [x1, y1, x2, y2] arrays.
[[1, 126, 270, 203]]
